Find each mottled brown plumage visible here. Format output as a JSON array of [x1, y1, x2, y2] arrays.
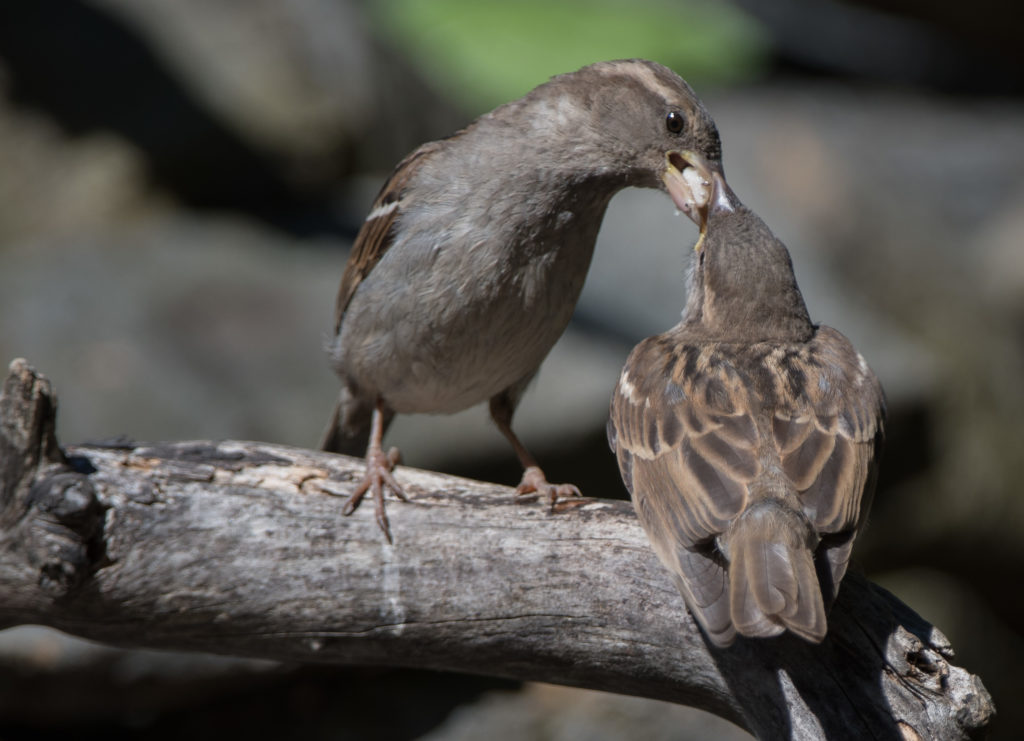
[[608, 153, 885, 646]]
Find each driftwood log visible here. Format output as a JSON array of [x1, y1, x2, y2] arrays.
[[0, 359, 994, 739]]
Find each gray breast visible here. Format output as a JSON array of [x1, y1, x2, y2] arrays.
[[332, 196, 606, 415]]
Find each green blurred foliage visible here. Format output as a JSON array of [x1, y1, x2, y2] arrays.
[[370, 0, 770, 113]]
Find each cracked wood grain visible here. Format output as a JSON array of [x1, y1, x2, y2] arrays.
[[0, 359, 995, 740]]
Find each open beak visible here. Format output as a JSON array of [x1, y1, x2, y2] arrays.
[[662, 151, 724, 250]]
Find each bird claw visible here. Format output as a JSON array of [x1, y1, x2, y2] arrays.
[[344, 448, 408, 543], [515, 466, 582, 512]]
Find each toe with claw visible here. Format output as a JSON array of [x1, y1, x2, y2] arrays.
[[344, 446, 407, 543], [515, 465, 583, 512]]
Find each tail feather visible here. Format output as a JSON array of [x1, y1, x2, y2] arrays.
[[319, 386, 378, 456], [727, 501, 826, 643]]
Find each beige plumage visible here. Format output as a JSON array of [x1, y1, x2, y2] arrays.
[[608, 151, 885, 646]]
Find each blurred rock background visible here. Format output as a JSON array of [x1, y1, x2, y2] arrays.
[[1, 0, 1021, 738]]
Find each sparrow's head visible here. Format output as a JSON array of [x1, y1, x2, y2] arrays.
[[668, 149, 813, 342], [528, 60, 723, 190]]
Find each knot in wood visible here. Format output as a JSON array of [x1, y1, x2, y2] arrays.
[[27, 471, 106, 597], [29, 472, 103, 538]]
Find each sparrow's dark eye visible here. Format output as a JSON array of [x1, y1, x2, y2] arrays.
[[666, 111, 685, 134]]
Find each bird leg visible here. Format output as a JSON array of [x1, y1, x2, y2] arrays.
[[489, 394, 582, 511], [343, 399, 407, 543]]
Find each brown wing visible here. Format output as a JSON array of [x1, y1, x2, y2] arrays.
[[609, 337, 761, 645], [608, 328, 885, 642], [768, 326, 886, 600], [333, 140, 447, 332]]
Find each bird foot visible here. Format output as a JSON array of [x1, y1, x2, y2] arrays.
[[515, 466, 582, 512], [344, 446, 407, 543]]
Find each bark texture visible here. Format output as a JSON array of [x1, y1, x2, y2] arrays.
[[0, 358, 995, 739]]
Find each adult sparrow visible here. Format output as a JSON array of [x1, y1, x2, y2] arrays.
[[608, 150, 885, 646], [323, 60, 723, 542]]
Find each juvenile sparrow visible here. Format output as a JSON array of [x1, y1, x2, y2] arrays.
[[608, 150, 885, 646], [323, 60, 723, 542]]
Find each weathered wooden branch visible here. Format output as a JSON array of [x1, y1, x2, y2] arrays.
[[0, 359, 993, 739]]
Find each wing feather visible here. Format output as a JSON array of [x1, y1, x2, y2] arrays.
[[773, 326, 886, 593], [610, 338, 758, 641], [334, 141, 447, 332], [610, 326, 884, 641]]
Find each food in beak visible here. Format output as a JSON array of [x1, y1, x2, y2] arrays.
[[663, 151, 711, 227], [682, 165, 710, 210]]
